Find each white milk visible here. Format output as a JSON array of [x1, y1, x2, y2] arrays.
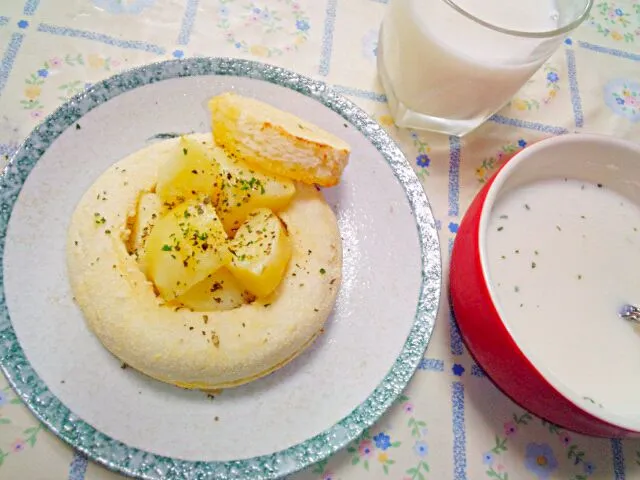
[[486, 179, 640, 415], [379, 0, 560, 125]]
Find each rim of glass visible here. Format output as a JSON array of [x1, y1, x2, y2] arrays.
[[442, 0, 594, 38]]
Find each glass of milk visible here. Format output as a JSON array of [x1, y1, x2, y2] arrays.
[[377, 0, 593, 136]]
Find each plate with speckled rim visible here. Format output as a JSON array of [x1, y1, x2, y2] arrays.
[[0, 58, 440, 479]]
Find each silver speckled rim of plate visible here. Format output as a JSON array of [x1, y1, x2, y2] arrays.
[[0, 58, 441, 479]]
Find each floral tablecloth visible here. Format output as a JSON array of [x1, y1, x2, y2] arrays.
[[1, 0, 640, 479]]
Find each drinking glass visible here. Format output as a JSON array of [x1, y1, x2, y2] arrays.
[[377, 0, 593, 136]]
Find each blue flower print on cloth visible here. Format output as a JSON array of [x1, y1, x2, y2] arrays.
[[373, 432, 391, 450], [524, 443, 559, 479], [416, 153, 430, 168], [414, 441, 428, 457], [604, 79, 640, 122]]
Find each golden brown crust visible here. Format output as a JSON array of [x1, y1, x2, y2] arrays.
[[209, 93, 350, 187]]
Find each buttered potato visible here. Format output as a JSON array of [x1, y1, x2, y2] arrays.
[[143, 141, 297, 302], [214, 150, 295, 235], [139, 140, 297, 303], [156, 136, 221, 206], [177, 268, 246, 311], [129, 192, 162, 268], [143, 198, 231, 299], [227, 208, 292, 298]]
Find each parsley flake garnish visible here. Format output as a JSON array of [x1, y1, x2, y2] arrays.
[[93, 213, 106, 225]]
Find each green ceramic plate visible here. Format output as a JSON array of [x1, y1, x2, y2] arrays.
[[0, 58, 440, 479]]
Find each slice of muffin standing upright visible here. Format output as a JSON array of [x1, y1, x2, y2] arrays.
[[208, 92, 351, 187]]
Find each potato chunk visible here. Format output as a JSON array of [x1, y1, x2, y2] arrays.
[[130, 192, 162, 270], [156, 136, 222, 207], [214, 151, 295, 235], [177, 268, 246, 311], [143, 198, 231, 299], [227, 208, 292, 298]]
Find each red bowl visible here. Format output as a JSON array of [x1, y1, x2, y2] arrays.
[[450, 133, 640, 438]]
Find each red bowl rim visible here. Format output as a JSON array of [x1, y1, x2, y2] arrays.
[[476, 132, 640, 433]]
